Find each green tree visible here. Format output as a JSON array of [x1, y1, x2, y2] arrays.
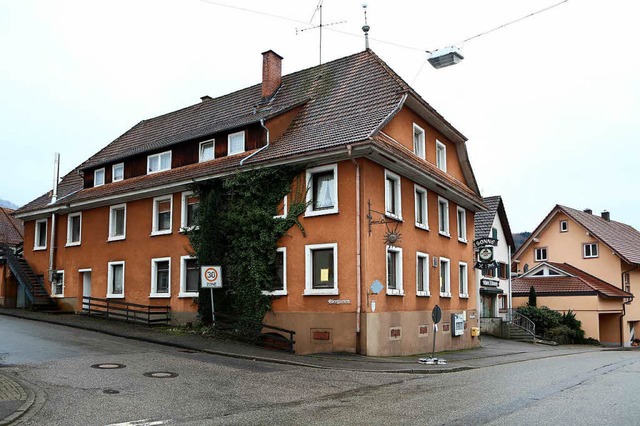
[[528, 286, 537, 307]]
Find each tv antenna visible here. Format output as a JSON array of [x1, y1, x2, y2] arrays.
[[296, 0, 346, 64]]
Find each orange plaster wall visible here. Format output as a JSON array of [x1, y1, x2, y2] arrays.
[[516, 212, 622, 284], [266, 106, 303, 142], [24, 194, 197, 313], [381, 106, 467, 184]]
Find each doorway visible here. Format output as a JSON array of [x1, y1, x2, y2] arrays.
[[481, 294, 494, 317], [80, 270, 92, 310]]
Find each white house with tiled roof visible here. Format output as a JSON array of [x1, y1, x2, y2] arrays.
[[473, 196, 515, 333], [513, 205, 639, 346]]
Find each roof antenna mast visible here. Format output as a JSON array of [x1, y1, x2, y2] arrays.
[[296, 0, 346, 65], [362, 3, 370, 50]]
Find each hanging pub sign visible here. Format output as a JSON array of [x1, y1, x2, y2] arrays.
[[473, 237, 498, 269]]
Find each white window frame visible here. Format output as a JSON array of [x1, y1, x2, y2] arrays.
[[107, 261, 125, 298], [66, 212, 82, 247], [150, 257, 171, 298], [265, 247, 287, 296], [457, 206, 467, 243], [386, 246, 404, 296], [560, 220, 568, 232], [436, 140, 447, 172], [227, 131, 245, 155], [108, 203, 127, 241], [534, 247, 548, 261], [413, 123, 426, 160], [151, 195, 173, 236], [199, 139, 215, 162], [147, 151, 172, 174], [438, 197, 450, 237], [180, 191, 199, 230], [459, 262, 468, 298], [384, 169, 402, 220], [583, 243, 599, 259], [305, 164, 339, 217], [439, 257, 451, 297], [51, 270, 64, 297], [304, 243, 338, 296], [179, 255, 200, 298], [414, 185, 428, 230], [274, 195, 288, 219], [112, 163, 124, 182], [94, 168, 105, 187], [416, 252, 430, 297], [34, 218, 47, 250]]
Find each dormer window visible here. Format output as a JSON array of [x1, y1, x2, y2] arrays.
[[112, 163, 124, 182], [199, 140, 214, 162], [413, 124, 425, 159], [147, 151, 171, 174], [436, 140, 447, 172], [228, 131, 245, 155], [94, 168, 105, 187]]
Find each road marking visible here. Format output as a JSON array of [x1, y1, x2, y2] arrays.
[[106, 420, 172, 426]]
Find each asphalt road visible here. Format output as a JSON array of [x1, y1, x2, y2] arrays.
[[2, 315, 640, 425]]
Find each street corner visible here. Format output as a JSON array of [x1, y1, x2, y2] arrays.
[[0, 372, 35, 426]]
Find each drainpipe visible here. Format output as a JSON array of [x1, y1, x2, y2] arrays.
[[48, 153, 60, 282], [508, 245, 512, 311], [347, 145, 362, 341], [621, 265, 638, 347], [48, 213, 56, 282], [240, 119, 270, 166]]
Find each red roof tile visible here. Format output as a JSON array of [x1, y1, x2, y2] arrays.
[[0, 208, 23, 246]]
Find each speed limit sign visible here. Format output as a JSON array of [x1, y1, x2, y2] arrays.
[[201, 266, 222, 288]]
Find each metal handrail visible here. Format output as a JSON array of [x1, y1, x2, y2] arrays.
[[82, 296, 171, 326], [0, 243, 45, 304], [211, 311, 296, 353], [505, 308, 536, 338]]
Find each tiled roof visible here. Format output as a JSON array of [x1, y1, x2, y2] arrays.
[[15, 49, 479, 216], [474, 196, 500, 240], [513, 262, 631, 298], [0, 208, 23, 246], [559, 205, 640, 265]]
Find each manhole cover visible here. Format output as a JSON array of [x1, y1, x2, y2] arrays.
[[91, 363, 126, 369], [103, 389, 120, 394], [143, 371, 179, 378]]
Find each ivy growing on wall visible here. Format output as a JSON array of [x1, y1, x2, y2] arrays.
[[187, 165, 307, 324]]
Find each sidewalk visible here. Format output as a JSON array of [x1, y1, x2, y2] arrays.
[[0, 371, 33, 426], [0, 308, 605, 375]]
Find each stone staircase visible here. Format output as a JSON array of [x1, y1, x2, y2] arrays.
[[504, 322, 535, 343]]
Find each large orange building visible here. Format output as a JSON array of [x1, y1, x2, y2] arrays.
[[513, 205, 639, 346], [14, 50, 486, 355]]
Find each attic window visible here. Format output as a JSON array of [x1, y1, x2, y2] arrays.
[[199, 140, 214, 162], [228, 131, 245, 156], [94, 168, 105, 187], [560, 220, 568, 232], [147, 151, 171, 174]]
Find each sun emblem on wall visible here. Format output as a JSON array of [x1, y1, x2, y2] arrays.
[[383, 223, 402, 246]]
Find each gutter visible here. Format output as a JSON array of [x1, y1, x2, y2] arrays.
[[346, 145, 362, 342], [240, 119, 270, 166]]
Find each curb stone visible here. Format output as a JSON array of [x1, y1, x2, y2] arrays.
[[0, 373, 35, 426]]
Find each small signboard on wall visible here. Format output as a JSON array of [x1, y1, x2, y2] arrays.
[[201, 266, 222, 289]]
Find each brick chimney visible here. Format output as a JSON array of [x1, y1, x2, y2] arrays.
[[261, 50, 283, 99], [583, 208, 593, 214], [601, 210, 610, 222]]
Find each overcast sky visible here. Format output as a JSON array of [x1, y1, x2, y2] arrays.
[[1, 0, 638, 232]]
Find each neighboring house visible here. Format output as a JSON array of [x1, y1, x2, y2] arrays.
[[14, 49, 486, 356], [0, 208, 25, 307], [474, 196, 515, 328], [512, 262, 631, 344], [513, 205, 640, 346]]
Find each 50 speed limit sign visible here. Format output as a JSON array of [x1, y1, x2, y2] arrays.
[[201, 266, 222, 288]]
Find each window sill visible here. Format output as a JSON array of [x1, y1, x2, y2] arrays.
[[33, 246, 47, 251], [440, 292, 452, 298], [415, 223, 429, 231], [179, 226, 199, 234], [304, 208, 339, 218], [416, 292, 430, 297], [107, 236, 125, 242], [65, 242, 81, 247], [439, 232, 451, 238], [386, 289, 404, 296], [178, 292, 199, 298], [149, 293, 171, 298], [459, 294, 469, 299], [51, 294, 64, 298], [150, 230, 172, 237], [583, 256, 599, 259], [458, 238, 468, 244], [262, 290, 288, 296], [107, 294, 125, 299], [385, 213, 403, 222], [304, 289, 339, 296]]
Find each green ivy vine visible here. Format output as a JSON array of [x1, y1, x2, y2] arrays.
[[186, 165, 307, 324]]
